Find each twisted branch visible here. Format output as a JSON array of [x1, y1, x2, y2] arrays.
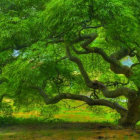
[[66, 44, 93, 88], [32, 86, 127, 117]]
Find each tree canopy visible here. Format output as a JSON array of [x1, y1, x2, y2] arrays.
[[1, 0, 140, 127]]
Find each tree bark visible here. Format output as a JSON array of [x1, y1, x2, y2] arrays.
[[119, 97, 140, 128]]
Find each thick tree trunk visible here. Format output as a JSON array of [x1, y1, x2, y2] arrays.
[[119, 97, 140, 128], [119, 115, 139, 128]]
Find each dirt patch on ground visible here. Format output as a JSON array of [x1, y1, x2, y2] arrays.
[[0, 123, 140, 140]]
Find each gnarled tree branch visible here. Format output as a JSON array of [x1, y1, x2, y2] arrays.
[[92, 80, 137, 99], [46, 94, 127, 116], [72, 46, 91, 54], [71, 33, 133, 77], [73, 33, 98, 44], [33, 86, 127, 117], [102, 87, 137, 99], [81, 46, 133, 77], [66, 44, 93, 88], [110, 48, 134, 60]]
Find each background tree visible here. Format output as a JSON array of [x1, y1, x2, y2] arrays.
[[0, 0, 140, 128]]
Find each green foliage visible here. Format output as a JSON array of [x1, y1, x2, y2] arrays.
[[40, 105, 60, 118], [0, 102, 13, 117], [0, 0, 46, 51], [43, 0, 89, 40], [129, 65, 140, 89], [94, 0, 137, 45]]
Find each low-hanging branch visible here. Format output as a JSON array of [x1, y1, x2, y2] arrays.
[[45, 93, 127, 114], [32, 86, 127, 117], [47, 94, 127, 116]]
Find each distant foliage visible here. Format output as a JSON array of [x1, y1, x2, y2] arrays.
[[0, 102, 13, 117], [40, 105, 60, 119], [130, 65, 140, 89]]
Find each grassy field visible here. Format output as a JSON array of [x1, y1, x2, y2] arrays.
[[12, 100, 120, 123]]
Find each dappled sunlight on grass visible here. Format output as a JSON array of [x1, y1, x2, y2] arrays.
[[54, 111, 115, 123]]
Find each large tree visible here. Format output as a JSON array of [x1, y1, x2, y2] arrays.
[[1, 0, 140, 127]]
